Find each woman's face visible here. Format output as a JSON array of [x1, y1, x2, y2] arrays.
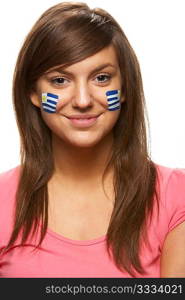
[[30, 44, 124, 148]]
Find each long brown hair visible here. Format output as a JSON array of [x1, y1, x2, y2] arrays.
[[5, 2, 159, 276]]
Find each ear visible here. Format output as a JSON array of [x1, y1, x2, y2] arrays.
[[30, 92, 41, 108]]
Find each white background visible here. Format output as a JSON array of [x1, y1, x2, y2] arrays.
[[0, 0, 185, 173]]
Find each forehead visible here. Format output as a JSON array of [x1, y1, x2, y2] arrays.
[[48, 44, 119, 74]]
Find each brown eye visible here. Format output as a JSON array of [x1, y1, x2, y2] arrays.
[[51, 77, 69, 85], [96, 74, 111, 83]]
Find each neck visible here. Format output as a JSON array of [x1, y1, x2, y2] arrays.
[[51, 133, 114, 185]]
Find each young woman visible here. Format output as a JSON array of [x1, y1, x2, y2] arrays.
[[0, 2, 185, 278]]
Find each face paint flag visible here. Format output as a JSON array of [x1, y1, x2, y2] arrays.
[[106, 89, 121, 111], [41, 92, 59, 113]]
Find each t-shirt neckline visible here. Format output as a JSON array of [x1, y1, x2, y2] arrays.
[[46, 226, 107, 246]]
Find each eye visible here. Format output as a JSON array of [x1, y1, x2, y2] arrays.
[[50, 77, 69, 86], [95, 74, 111, 83]]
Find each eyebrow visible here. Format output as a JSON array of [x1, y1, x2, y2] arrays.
[[46, 63, 117, 76]]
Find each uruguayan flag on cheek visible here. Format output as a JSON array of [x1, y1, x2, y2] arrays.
[[106, 89, 121, 111], [41, 92, 59, 113]]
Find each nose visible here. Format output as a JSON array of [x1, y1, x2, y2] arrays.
[[72, 81, 93, 109]]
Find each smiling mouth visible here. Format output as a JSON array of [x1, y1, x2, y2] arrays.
[[66, 113, 101, 119], [65, 114, 101, 127]]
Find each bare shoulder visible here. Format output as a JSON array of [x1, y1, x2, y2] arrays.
[[161, 221, 185, 277]]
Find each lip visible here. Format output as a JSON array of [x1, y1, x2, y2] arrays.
[[66, 114, 101, 119], [65, 113, 101, 127]]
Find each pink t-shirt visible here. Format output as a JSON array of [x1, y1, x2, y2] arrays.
[[0, 164, 185, 278]]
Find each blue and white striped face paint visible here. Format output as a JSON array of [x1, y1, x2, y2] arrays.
[[41, 92, 59, 113], [106, 89, 121, 111]]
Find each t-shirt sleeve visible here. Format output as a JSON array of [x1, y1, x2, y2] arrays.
[[165, 168, 185, 232], [0, 166, 20, 248]]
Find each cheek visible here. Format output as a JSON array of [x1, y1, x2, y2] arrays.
[[40, 111, 56, 130], [40, 114, 69, 142], [103, 109, 121, 133]]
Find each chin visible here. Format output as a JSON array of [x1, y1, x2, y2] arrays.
[[68, 139, 101, 148], [65, 132, 104, 148], [54, 130, 109, 149]]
